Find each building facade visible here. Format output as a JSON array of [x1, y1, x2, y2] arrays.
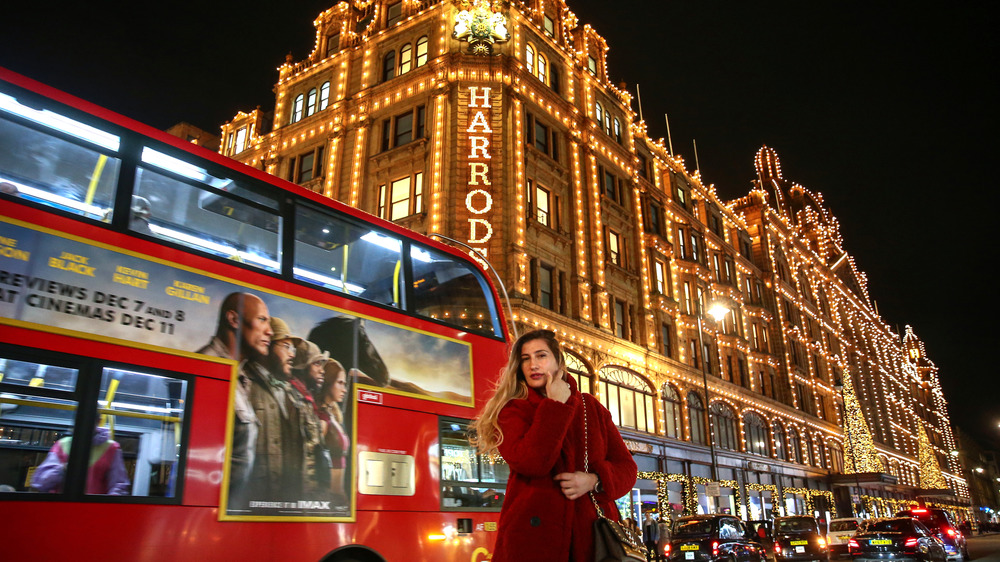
[[220, 0, 968, 522]]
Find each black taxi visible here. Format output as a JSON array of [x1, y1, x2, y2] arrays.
[[666, 514, 767, 562]]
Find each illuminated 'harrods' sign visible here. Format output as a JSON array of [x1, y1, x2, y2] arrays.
[[463, 86, 495, 265]]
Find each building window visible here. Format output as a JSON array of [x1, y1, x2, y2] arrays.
[[744, 412, 769, 456], [773, 421, 786, 460], [653, 259, 666, 294], [687, 392, 706, 445], [531, 182, 551, 226], [537, 54, 547, 84], [386, 1, 402, 26], [711, 403, 738, 451], [381, 105, 425, 151], [661, 323, 673, 358], [306, 88, 317, 117], [787, 427, 801, 464], [416, 36, 429, 66], [319, 82, 331, 111], [598, 367, 655, 434], [538, 264, 554, 310], [595, 101, 603, 124], [587, 55, 597, 76], [288, 145, 324, 184], [543, 15, 555, 36], [525, 112, 559, 161], [677, 228, 687, 259], [683, 282, 692, 315], [613, 118, 621, 144], [565, 353, 591, 395], [233, 127, 247, 154], [377, 172, 424, 221], [291, 94, 304, 123], [399, 43, 412, 74], [607, 229, 622, 267], [326, 33, 341, 57], [613, 299, 626, 338], [662, 384, 681, 439], [382, 50, 396, 81]]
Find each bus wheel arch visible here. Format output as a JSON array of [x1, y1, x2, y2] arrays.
[[320, 545, 386, 562]]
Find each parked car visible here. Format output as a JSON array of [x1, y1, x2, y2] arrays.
[[895, 508, 969, 561], [772, 515, 829, 562], [826, 517, 864, 560], [666, 514, 768, 562], [848, 517, 947, 562]]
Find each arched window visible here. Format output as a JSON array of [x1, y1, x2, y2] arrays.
[[772, 421, 786, 460], [710, 402, 738, 451], [613, 118, 621, 143], [399, 43, 412, 74], [564, 352, 591, 395], [744, 412, 769, 456], [319, 82, 330, 111], [382, 51, 396, 82], [416, 36, 429, 66], [787, 427, 801, 464], [291, 94, 304, 123], [687, 392, 706, 445], [828, 442, 844, 473], [598, 367, 655, 434], [661, 384, 682, 439], [525, 43, 535, 73], [595, 102, 603, 123], [537, 54, 547, 84], [306, 88, 317, 117]]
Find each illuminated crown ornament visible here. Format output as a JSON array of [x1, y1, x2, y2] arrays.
[[453, 0, 510, 55]]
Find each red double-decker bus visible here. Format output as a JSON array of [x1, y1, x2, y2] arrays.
[[0, 67, 510, 561]]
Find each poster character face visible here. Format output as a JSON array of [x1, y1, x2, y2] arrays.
[[308, 361, 325, 387], [232, 295, 272, 360], [271, 340, 296, 377]]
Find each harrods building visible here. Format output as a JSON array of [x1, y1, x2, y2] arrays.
[[218, 0, 969, 522]]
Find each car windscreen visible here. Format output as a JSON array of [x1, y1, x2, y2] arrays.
[[865, 519, 915, 534], [776, 518, 817, 533], [674, 520, 716, 537], [830, 521, 859, 532]]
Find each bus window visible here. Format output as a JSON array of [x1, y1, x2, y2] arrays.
[[133, 147, 280, 272], [96, 367, 187, 498], [440, 418, 507, 510], [294, 204, 405, 307], [411, 245, 499, 336], [0, 357, 80, 494], [0, 94, 121, 220]]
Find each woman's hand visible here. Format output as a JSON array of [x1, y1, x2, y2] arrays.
[[554, 471, 599, 500], [545, 370, 570, 403]]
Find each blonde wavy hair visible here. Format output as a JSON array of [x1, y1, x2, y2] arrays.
[[470, 329, 566, 455]]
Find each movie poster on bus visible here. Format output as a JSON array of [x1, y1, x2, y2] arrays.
[[0, 218, 475, 520]]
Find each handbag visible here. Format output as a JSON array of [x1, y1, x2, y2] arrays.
[[582, 394, 648, 562]]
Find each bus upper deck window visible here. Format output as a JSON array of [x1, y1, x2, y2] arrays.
[[293, 205, 405, 308], [133, 147, 280, 272], [410, 245, 499, 336], [0, 92, 121, 220]]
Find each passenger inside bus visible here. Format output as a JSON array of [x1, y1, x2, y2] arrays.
[[31, 424, 130, 495]]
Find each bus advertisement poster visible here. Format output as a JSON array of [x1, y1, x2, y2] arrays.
[[0, 217, 475, 520]]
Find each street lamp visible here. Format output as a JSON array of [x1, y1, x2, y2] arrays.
[[695, 296, 731, 483]]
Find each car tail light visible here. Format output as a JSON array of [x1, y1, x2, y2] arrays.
[[945, 528, 957, 538], [712, 541, 719, 556], [664, 544, 671, 556], [848, 539, 859, 551], [905, 538, 918, 548], [774, 544, 782, 554], [818, 537, 827, 549], [911, 508, 929, 514]]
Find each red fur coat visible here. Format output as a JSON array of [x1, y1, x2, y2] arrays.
[[492, 378, 637, 561]]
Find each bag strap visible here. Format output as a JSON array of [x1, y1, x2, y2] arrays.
[[582, 394, 607, 519]]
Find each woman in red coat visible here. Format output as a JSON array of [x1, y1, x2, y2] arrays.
[[472, 329, 637, 561]]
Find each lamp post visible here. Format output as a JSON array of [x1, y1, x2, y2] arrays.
[[695, 297, 731, 484]]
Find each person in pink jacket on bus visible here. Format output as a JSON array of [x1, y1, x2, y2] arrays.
[[31, 426, 130, 495]]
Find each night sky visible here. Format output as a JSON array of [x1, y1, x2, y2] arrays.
[[2, 1, 996, 447]]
